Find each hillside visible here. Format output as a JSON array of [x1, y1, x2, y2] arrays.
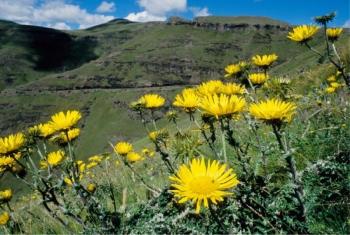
[[0, 16, 349, 158], [0, 16, 320, 91]]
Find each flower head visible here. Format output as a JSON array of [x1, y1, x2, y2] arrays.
[[0, 155, 20, 173], [114, 142, 133, 155], [87, 183, 96, 193], [49, 110, 82, 131], [87, 161, 98, 169], [287, 25, 319, 43], [138, 94, 165, 109], [251, 54, 278, 68], [126, 152, 144, 163], [218, 83, 246, 95], [196, 80, 223, 96], [325, 86, 336, 93], [326, 28, 343, 41], [75, 161, 86, 174], [248, 73, 269, 85], [142, 148, 155, 157], [327, 75, 337, 83], [224, 64, 241, 77], [0, 133, 25, 155], [64, 177, 74, 187], [330, 82, 341, 89], [88, 155, 103, 163], [169, 157, 239, 214], [40, 150, 65, 168], [199, 94, 246, 119], [38, 123, 56, 138], [50, 128, 80, 145], [148, 129, 168, 142], [173, 88, 199, 113], [0, 212, 10, 225], [249, 99, 297, 124], [0, 189, 12, 203]]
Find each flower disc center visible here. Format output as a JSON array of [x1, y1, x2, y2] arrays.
[[189, 176, 218, 195]]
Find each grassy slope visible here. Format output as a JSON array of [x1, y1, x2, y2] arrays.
[[0, 20, 98, 90]]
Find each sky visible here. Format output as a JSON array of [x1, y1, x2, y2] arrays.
[[0, 0, 349, 30]]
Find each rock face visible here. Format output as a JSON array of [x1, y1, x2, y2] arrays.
[[167, 16, 291, 32]]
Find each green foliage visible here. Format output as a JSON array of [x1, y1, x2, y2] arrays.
[[303, 151, 350, 233]]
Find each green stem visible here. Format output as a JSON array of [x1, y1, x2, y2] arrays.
[[194, 119, 219, 158], [124, 161, 160, 195], [271, 124, 306, 218], [219, 119, 227, 163], [151, 110, 158, 130]]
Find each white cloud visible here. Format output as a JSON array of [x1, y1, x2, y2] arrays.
[[190, 7, 210, 17], [138, 0, 186, 16], [125, 0, 187, 22], [343, 19, 350, 28], [125, 11, 166, 22], [0, 0, 115, 29], [96, 1, 116, 13], [47, 22, 71, 30]]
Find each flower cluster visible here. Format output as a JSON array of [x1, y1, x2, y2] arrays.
[[325, 72, 343, 93]]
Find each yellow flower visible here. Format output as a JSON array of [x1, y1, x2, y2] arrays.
[[126, 152, 144, 163], [0, 155, 20, 173], [28, 125, 41, 136], [0, 189, 13, 202], [138, 94, 165, 109], [169, 157, 239, 214], [196, 80, 223, 96], [148, 129, 168, 142], [327, 75, 337, 82], [142, 148, 155, 157], [40, 150, 65, 168], [86, 183, 96, 193], [218, 83, 246, 95], [287, 25, 319, 43], [88, 155, 103, 163], [64, 177, 74, 187], [325, 86, 336, 93], [251, 54, 278, 68], [87, 161, 98, 169], [76, 161, 86, 174], [0, 133, 25, 155], [326, 28, 343, 41], [238, 61, 249, 69], [224, 64, 241, 77], [249, 99, 297, 124], [276, 77, 291, 85], [38, 123, 56, 138], [50, 128, 80, 144], [173, 88, 199, 113], [0, 212, 10, 225], [248, 73, 269, 85], [330, 82, 341, 89], [114, 141, 133, 155], [48, 110, 82, 131], [199, 94, 245, 119]]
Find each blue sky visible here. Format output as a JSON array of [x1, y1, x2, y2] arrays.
[[0, 0, 349, 30]]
